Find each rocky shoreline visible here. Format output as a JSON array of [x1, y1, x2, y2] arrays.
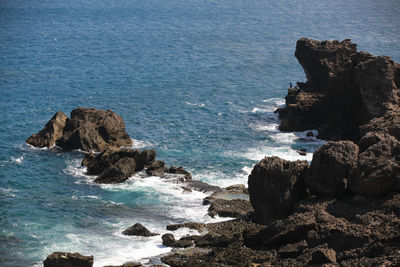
[[33, 38, 399, 266]]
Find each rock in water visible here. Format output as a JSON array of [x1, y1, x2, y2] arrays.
[[306, 141, 359, 196], [56, 108, 132, 151], [122, 223, 159, 237], [26, 111, 68, 148], [81, 148, 156, 184], [27, 108, 132, 152], [43, 252, 93, 267], [248, 156, 309, 224]]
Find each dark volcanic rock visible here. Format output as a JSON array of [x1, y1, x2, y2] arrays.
[[43, 252, 93, 267], [309, 248, 337, 264], [27, 111, 68, 148], [207, 198, 254, 218], [146, 161, 166, 177], [348, 133, 400, 196], [27, 108, 132, 152], [122, 223, 159, 237], [248, 156, 309, 224], [56, 108, 132, 152], [161, 234, 193, 248], [278, 38, 400, 141], [81, 148, 155, 184], [166, 166, 192, 180], [306, 141, 359, 196]]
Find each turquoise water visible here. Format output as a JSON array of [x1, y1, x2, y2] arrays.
[[1, 0, 400, 265]]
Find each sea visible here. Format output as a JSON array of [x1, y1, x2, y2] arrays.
[[1, 0, 399, 266]]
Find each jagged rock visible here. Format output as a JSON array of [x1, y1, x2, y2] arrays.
[[162, 234, 176, 247], [359, 109, 400, 141], [248, 156, 309, 224], [56, 108, 132, 152], [27, 111, 68, 148], [278, 38, 400, 141], [166, 166, 192, 180], [256, 212, 317, 247], [348, 133, 400, 196], [207, 198, 254, 218], [306, 141, 359, 196], [122, 223, 159, 237], [43, 252, 93, 267], [81, 148, 155, 184], [27, 108, 132, 151], [183, 180, 222, 193], [309, 248, 337, 265], [161, 234, 193, 248], [355, 56, 400, 119], [146, 161, 166, 176]]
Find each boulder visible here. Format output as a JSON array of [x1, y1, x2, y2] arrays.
[[27, 108, 132, 152], [27, 111, 68, 148], [122, 223, 159, 237], [146, 161, 166, 177], [207, 198, 254, 218], [306, 141, 359, 196], [248, 156, 309, 224], [43, 252, 93, 267], [161, 234, 193, 248], [309, 248, 337, 265], [81, 148, 155, 184], [166, 166, 192, 180], [348, 133, 400, 196], [166, 222, 206, 231]]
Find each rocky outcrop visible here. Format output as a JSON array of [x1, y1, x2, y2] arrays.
[[306, 141, 359, 196], [43, 252, 93, 267], [122, 223, 159, 237], [26, 111, 68, 148], [248, 157, 309, 224], [278, 38, 400, 141], [27, 108, 132, 152], [82, 148, 156, 184]]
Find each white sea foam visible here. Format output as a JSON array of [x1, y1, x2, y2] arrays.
[[185, 101, 205, 108], [63, 161, 234, 265], [11, 156, 24, 164], [130, 139, 154, 149], [249, 122, 279, 132], [0, 187, 17, 197]]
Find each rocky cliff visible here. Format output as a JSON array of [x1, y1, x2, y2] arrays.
[[278, 38, 400, 141]]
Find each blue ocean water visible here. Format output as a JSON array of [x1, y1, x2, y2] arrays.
[[1, 0, 399, 265]]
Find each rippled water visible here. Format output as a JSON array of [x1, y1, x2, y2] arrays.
[[1, 0, 399, 266]]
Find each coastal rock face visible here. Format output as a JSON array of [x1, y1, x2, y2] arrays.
[[26, 111, 68, 148], [27, 108, 132, 152], [306, 141, 359, 196], [278, 38, 400, 141], [81, 148, 155, 183], [43, 252, 93, 267], [349, 133, 400, 196], [248, 157, 309, 224]]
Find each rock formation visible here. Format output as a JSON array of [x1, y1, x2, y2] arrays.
[[43, 252, 93, 267], [122, 223, 159, 237], [157, 39, 400, 267], [277, 38, 400, 141], [248, 157, 309, 224], [27, 108, 132, 152]]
